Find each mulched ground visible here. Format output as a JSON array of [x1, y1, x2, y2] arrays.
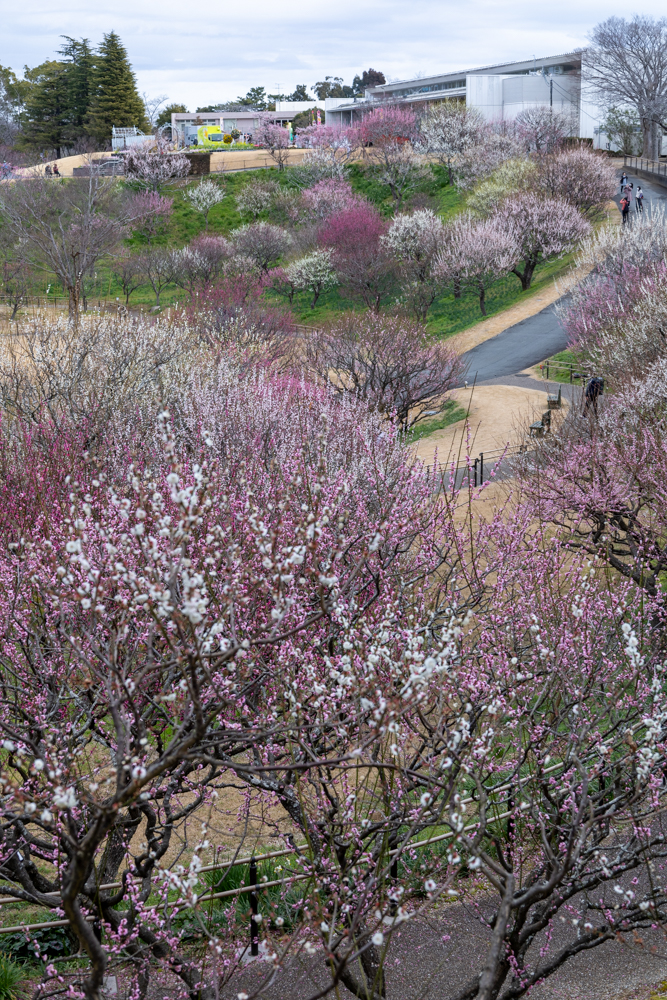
[[96, 900, 666, 1000]]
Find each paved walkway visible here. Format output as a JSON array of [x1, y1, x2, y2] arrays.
[[460, 302, 569, 384], [212, 901, 667, 1000], [458, 166, 667, 387]]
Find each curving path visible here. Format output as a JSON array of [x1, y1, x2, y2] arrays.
[[458, 168, 667, 387], [459, 300, 568, 384]]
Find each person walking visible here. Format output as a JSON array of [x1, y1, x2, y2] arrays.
[[620, 171, 628, 192], [620, 194, 630, 224], [52, 163, 60, 176], [584, 376, 604, 416], [636, 185, 644, 212]]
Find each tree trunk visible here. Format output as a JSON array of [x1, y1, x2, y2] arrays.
[[641, 117, 659, 159], [454, 273, 461, 299], [511, 264, 534, 291], [478, 281, 487, 316], [69, 282, 81, 325]]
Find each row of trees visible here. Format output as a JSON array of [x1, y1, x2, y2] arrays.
[[0, 140, 195, 320], [228, 129, 614, 317], [0, 201, 666, 999], [0, 32, 149, 156], [0, 119, 613, 323], [202, 69, 387, 112]]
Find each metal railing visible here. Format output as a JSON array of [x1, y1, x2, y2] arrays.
[[623, 154, 667, 181], [0, 735, 648, 944], [0, 293, 67, 309], [429, 446, 526, 489], [538, 360, 589, 383]]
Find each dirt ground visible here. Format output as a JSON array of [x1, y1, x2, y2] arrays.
[[413, 384, 567, 468], [11, 148, 310, 178]]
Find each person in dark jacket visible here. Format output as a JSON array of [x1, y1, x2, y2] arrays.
[[584, 376, 604, 416], [620, 195, 630, 224]]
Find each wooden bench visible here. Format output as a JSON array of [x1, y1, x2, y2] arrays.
[[547, 386, 562, 409], [529, 410, 552, 437]]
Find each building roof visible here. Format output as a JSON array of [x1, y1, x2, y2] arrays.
[[367, 51, 582, 95]]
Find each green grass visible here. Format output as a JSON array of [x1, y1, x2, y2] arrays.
[[426, 251, 576, 341], [405, 401, 468, 443], [8, 163, 577, 337], [534, 348, 589, 384], [345, 162, 465, 217]]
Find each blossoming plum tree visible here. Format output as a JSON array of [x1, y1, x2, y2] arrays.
[[283, 248, 338, 307], [381, 209, 446, 320], [318, 204, 396, 312], [494, 193, 591, 290], [435, 214, 519, 315], [183, 178, 226, 230]]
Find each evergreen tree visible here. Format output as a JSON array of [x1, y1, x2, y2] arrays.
[[86, 32, 149, 143], [19, 60, 70, 157], [58, 37, 95, 145], [236, 87, 268, 110], [0, 64, 30, 145], [352, 68, 386, 95], [156, 102, 187, 128], [288, 84, 309, 101]]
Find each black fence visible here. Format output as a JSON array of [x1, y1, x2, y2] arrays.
[[623, 155, 667, 182], [428, 446, 525, 490], [537, 360, 590, 383]]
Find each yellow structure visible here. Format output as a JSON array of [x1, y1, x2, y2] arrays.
[[196, 125, 225, 148]]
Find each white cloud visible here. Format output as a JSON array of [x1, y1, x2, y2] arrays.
[[2, 0, 667, 109]]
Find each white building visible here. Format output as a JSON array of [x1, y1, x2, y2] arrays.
[[171, 102, 326, 147], [324, 52, 607, 147]]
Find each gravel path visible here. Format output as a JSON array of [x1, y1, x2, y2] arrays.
[[211, 899, 667, 1000]]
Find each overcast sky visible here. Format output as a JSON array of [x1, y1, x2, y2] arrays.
[[3, 1, 667, 109]]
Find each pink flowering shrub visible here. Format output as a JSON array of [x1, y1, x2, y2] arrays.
[[129, 190, 173, 244], [318, 204, 397, 310], [299, 178, 365, 221]]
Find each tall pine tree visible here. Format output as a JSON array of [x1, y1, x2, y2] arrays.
[[58, 37, 95, 146], [19, 60, 70, 157], [86, 32, 149, 143]]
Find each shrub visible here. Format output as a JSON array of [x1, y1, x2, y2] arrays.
[[230, 221, 292, 272], [0, 955, 24, 999], [318, 204, 396, 311]]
